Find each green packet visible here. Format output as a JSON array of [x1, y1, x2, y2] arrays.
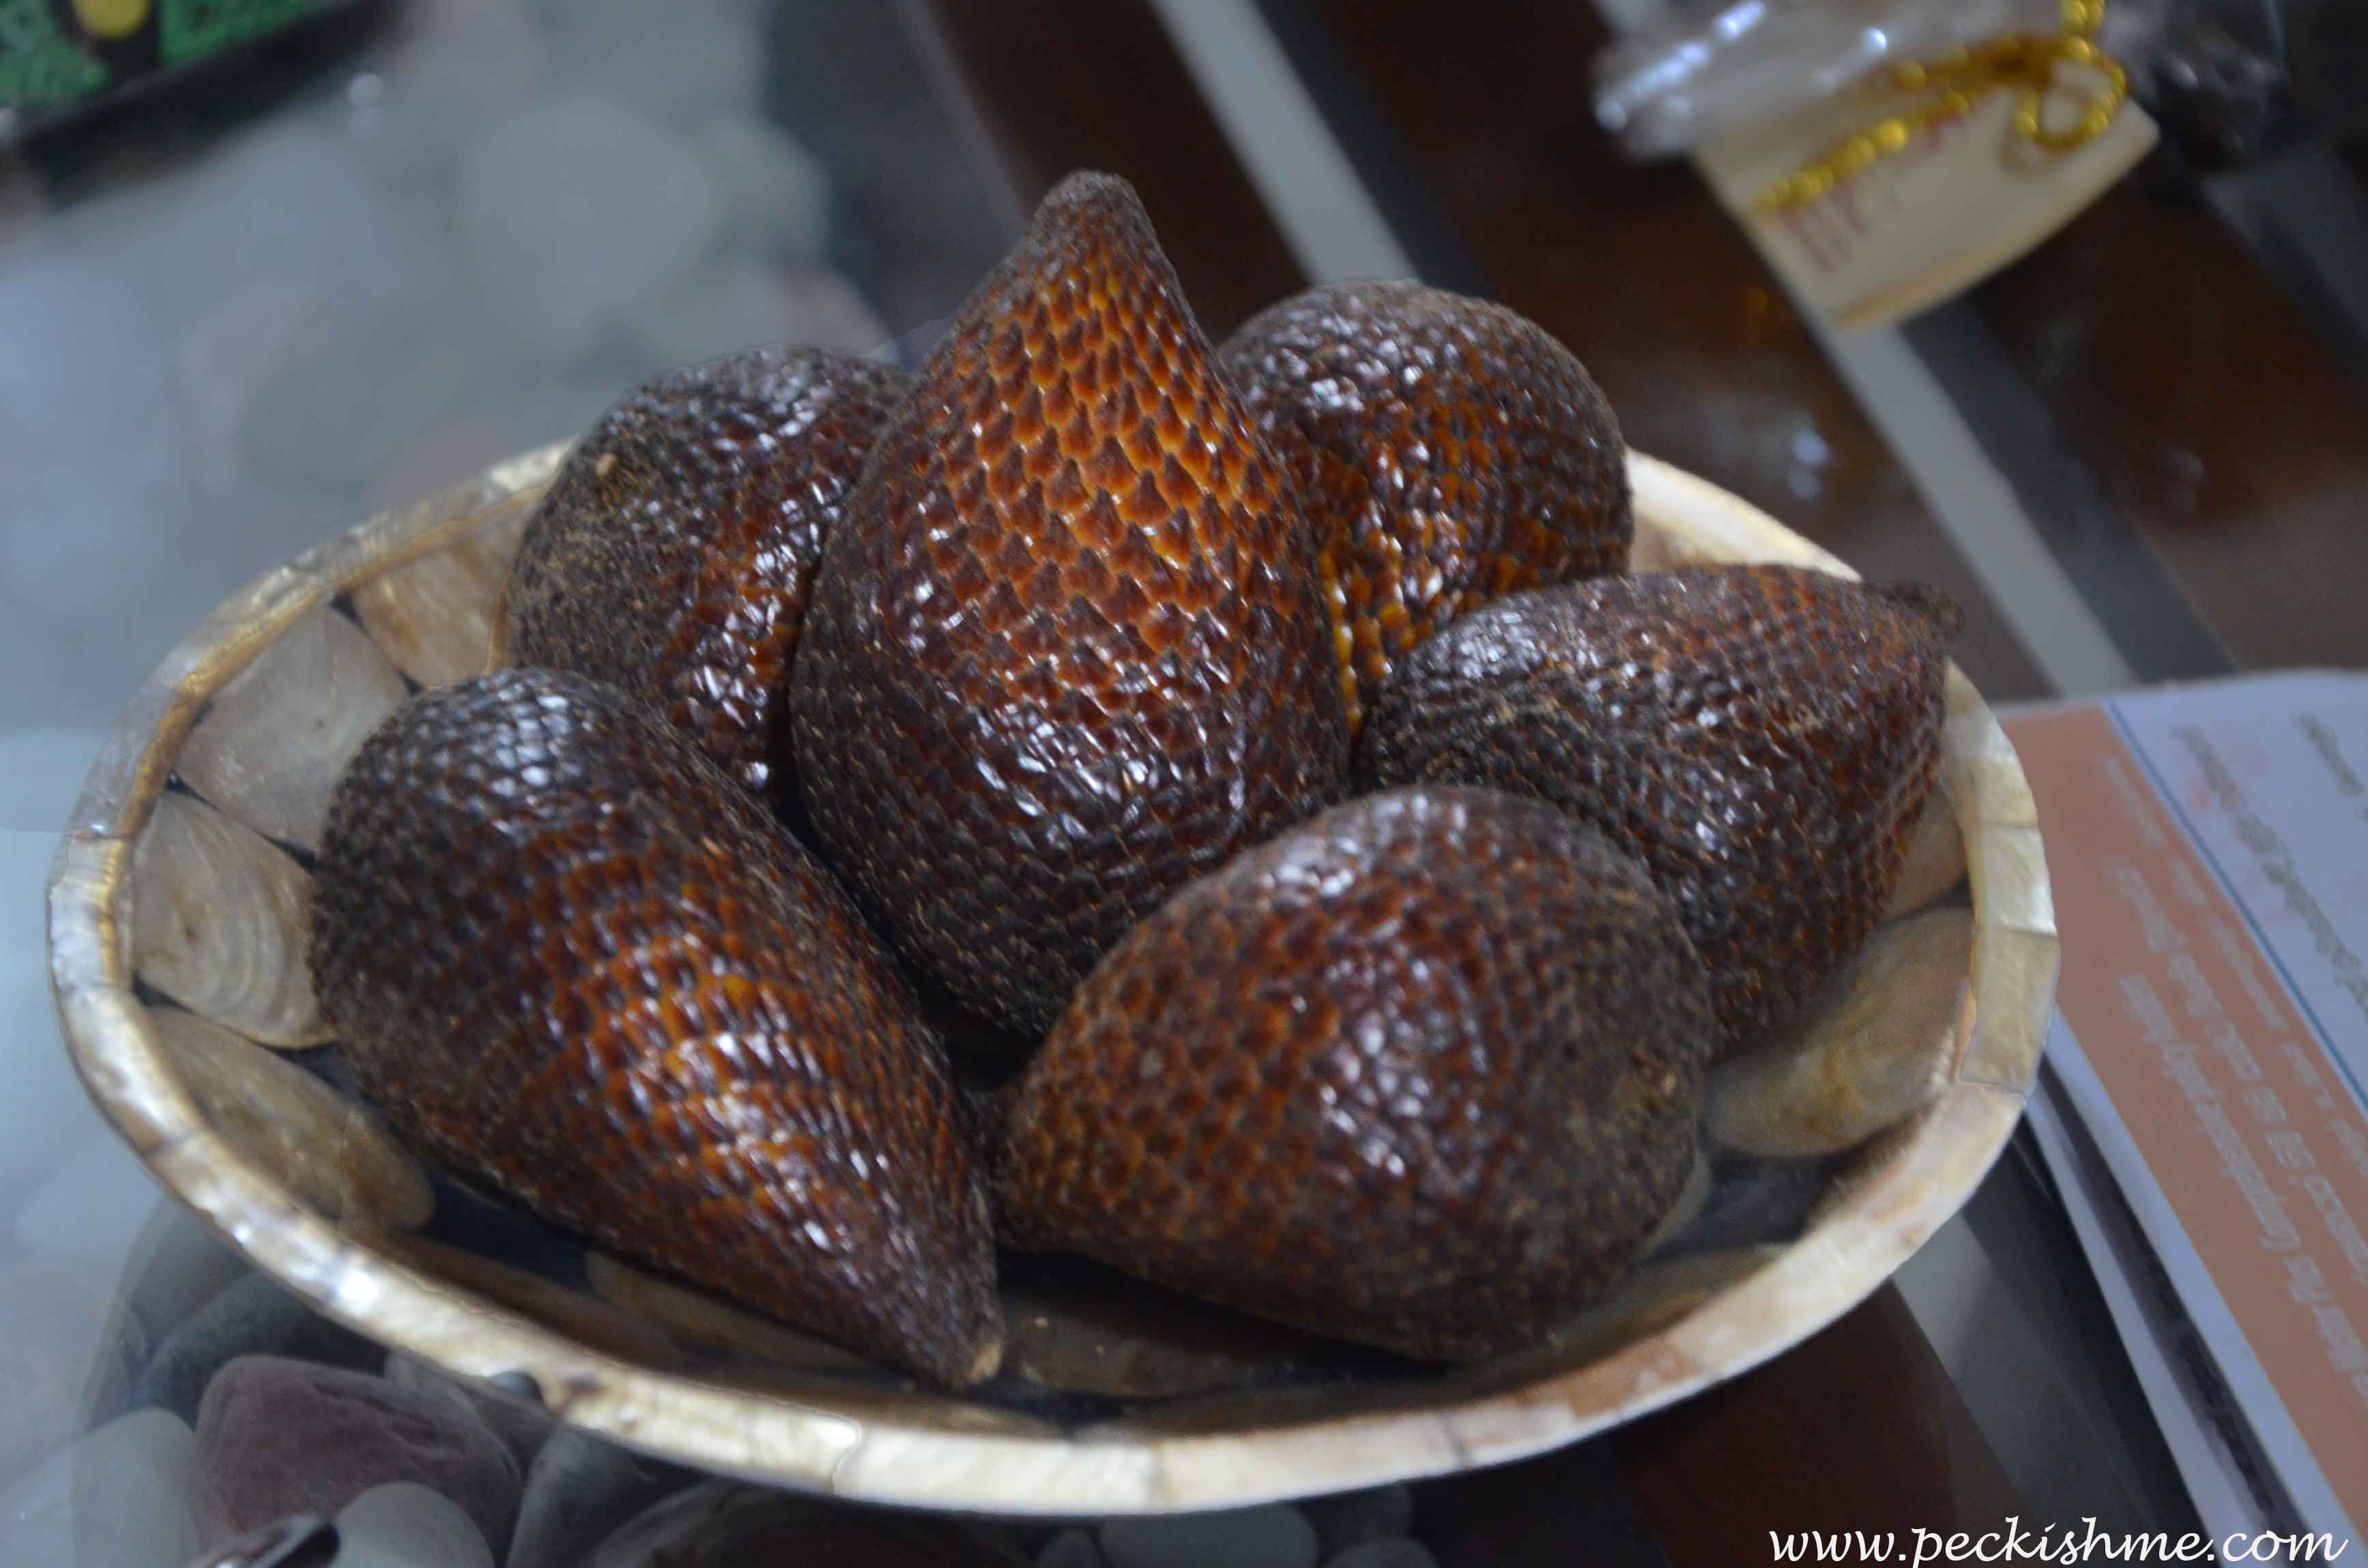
[[1, 0, 355, 138]]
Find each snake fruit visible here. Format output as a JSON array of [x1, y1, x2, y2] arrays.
[[996, 785, 1711, 1361], [1359, 565, 1959, 1054], [502, 347, 910, 801], [790, 172, 1348, 1041], [311, 668, 1001, 1386], [1222, 280, 1631, 734]]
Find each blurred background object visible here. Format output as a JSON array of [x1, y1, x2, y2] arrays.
[[1591, 0, 2365, 173], [1, 0, 371, 145], [1592, 0, 2066, 160]]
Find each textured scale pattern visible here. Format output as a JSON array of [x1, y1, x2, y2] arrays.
[[996, 787, 1712, 1361], [790, 172, 1348, 1039], [310, 669, 1001, 1386], [503, 347, 910, 798], [1359, 566, 1959, 1054], [1222, 280, 1631, 734]]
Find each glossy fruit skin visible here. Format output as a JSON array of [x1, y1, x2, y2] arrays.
[[996, 786, 1711, 1362], [790, 172, 1349, 1041], [1359, 566, 1959, 1055], [310, 669, 1000, 1386], [503, 347, 910, 800], [1222, 280, 1630, 734]]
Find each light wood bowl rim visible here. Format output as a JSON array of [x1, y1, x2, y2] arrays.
[[46, 444, 2056, 1513]]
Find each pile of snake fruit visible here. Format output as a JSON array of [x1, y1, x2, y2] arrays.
[[309, 171, 1960, 1387]]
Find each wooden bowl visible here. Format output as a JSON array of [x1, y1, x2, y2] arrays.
[[46, 446, 2055, 1514]]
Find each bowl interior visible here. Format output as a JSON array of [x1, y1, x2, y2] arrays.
[[47, 446, 2055, 1513]]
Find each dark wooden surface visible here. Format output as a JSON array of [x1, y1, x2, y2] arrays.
[[1613, 1287, 2025, 1556], [915, 4, 2035, 1563], [909, 0, 1303, 341], [1969, 182, 2368, 673], [1415, 1289, 2023, 1566]]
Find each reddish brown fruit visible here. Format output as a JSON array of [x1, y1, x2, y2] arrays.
[[1359, 566, 1959, 1054], [502, 347, 909, 799], [996, 787, 1712, 1361], [1222, 280, 1630, 734], [790, 173, 1349, 1039], [310, 669, 1001, 1386]]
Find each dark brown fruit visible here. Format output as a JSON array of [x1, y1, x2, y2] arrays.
[[309, 668, 1001, 1386], [996, 786, 1712, 1361], [1359, 566, 1960, 1055], [502, 347, 909, 799], [790, 172, 1349, 1039], [1222, 280, 1631, 734]]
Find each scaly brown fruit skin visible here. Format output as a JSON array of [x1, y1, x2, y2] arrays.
[[1359, 567, 1960, 1056], [790, 173, 1349, 1040], [502, 347, 910, 800], [1221, 280, 1631, 734], [996, 786, 1712, 1362], [309, 669, 1001, 1386]]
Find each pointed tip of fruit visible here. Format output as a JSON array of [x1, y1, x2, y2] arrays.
[[961, 1333, 1005, 1387], [893, 1191, 1007, 1389], [1870, 579, 1964, 643], [1017, 171, 1159, 272], [905, 1286, 1005, 1389], [1037, 168, 1142, 220]]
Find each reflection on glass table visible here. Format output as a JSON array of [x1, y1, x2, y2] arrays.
[[1, 3, 1009, 1563], [0, 0, 1008, 747]]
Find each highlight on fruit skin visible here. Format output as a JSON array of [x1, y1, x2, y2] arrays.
[[309, 667, 1002, 1388], [790, 171, 1350, 1042], [995, 785, 1713, 1363], [501, 346, 911, 802], [1222, 279, 1632, 736], [1358, 564, 1961, 1056]]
